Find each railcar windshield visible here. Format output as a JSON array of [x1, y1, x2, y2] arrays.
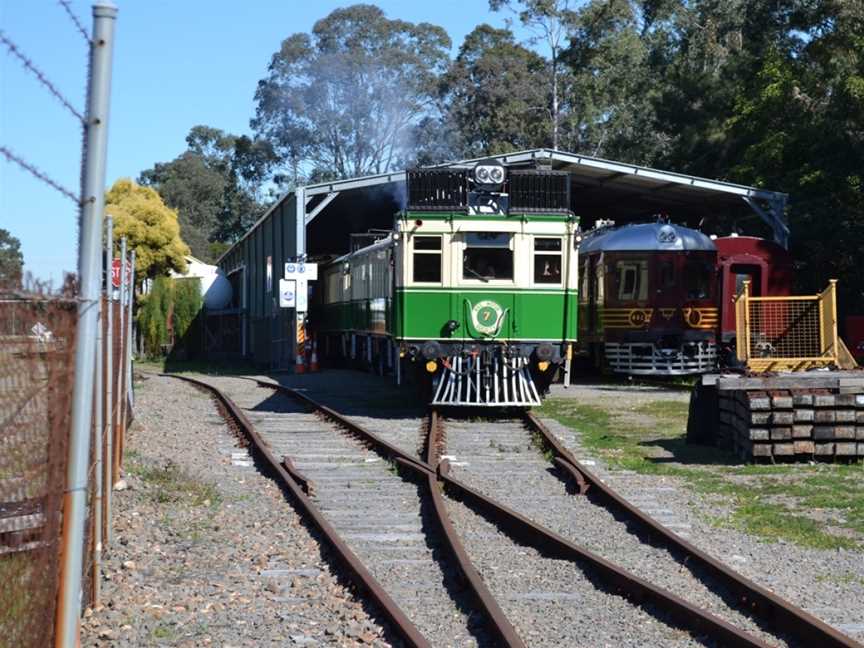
[[463, 232, 513, 281]]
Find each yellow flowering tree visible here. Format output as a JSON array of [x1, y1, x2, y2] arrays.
[[106, 178, 189, 279]]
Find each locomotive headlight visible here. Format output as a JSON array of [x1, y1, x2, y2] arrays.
[[473, 163, 505, 188]]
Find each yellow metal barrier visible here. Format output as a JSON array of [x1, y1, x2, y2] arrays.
[[734, 279, 854, 372]]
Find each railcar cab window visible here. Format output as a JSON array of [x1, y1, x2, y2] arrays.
[[412, 236, 442, 283], [534, 238, 562, 284], [685, 259, 712, 299], [616, 261, 648, 301], [463, 233, 513, 281]]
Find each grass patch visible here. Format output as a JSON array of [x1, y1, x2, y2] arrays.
[[538, 396, 864, 550], [127, 459, 221, 508]]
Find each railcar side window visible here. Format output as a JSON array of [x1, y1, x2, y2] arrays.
[[660, 261, 675, 288], [685, 260, 712, 299], [413, 236, 441, 283], [534, 238, 562, 284], [616, 261, 648, 301], [463, 233, 513, 281]]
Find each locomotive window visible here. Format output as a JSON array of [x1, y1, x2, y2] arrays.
[[534, 237, 562, 284], [463, 233, 513, 281], [412, 236, 441, 283]]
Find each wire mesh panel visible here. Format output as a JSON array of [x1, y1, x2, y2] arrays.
[[735, 280, 841, 372], [748, 299, 821, 359], [0, 294, 77, 648]]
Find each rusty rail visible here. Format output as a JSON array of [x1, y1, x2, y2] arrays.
[[523, 410, 862, 648], [272, 382, 526, 646], [252, 379, 776, 646], [162, 375, 430, 648], [421, 410, 526, 647]]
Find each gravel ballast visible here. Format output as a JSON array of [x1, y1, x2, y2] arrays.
[[81, 374, 392, 647], [87, 369, 864, 646]]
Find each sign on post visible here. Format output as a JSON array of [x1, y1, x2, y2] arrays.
[[284, 262, 318, 280], [283, 262, 317, 312], [278, 279, 296, 309], [111, 258, 132, 289]]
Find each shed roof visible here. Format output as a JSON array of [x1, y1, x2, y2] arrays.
[[218, 148, 788, 265]]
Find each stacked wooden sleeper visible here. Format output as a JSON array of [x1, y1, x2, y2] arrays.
[[717, 389, 864, 461]]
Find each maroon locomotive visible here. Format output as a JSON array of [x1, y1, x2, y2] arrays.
[[578, 222, 795, 376]]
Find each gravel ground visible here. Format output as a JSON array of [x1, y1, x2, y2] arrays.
[[442, 415, 791, 647], [194, 376, 483, 647], [81, 374, 393, 647], [442, 485, 701, 647], [545, 380, 864, 644], [124, 369, 864, 646]]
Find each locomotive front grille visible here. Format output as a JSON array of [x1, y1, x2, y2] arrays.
[[605, 341, 717, 376], [432, 353, 542, 407]]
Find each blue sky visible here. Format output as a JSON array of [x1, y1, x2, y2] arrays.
[[1, 0, 531, 283]]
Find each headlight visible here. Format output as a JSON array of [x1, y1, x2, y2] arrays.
[[473, 163, 505, 188]]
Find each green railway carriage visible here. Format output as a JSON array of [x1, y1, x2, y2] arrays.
[[316, 163, 579, 406]]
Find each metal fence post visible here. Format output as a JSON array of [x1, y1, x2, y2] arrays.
[[103, 216, 113, 545], [56, 4, 117, 648], [114, 237, 126, 486], [120, 249, 135, 466], [91, 267, 103, 607]]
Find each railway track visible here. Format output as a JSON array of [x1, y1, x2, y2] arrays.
[[166, 374, 861, 648]]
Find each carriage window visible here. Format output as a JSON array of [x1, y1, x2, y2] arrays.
[[534, 237, 562, 284], [660, 261, 675, 288], [617, 261, 648, 301], [413, 236, 441, 282], [686, 260, 712, 299], [463, 233, 513, 280]]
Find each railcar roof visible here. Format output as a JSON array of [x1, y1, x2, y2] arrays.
[[579, 222, 716, 254]]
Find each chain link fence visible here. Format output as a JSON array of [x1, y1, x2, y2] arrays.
[[0, 293, 77, 648]]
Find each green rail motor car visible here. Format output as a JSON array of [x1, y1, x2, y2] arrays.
[[316, 162, 579, 406]]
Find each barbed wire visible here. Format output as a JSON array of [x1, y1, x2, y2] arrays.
[[0, 31, 85, 123], [57, 1, 91, 44], [0, 146, 81, 204]]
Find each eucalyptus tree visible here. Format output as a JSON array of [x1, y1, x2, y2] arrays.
[[442, 24, 549, 156], [489, 0, 579, 150], [252, 4, 450, 181], [140, 126, 275, 261]]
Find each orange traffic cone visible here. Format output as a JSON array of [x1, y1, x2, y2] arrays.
[[295, 350, 306, 374], [309, 340, 320, 373]]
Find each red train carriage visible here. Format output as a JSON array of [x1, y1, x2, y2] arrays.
[[579, 222, 719, 375], [714, 235, 794, 345]]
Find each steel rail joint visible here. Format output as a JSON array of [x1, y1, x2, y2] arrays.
[[163, 375, 429, 648], [523, 410, 861, 648]]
